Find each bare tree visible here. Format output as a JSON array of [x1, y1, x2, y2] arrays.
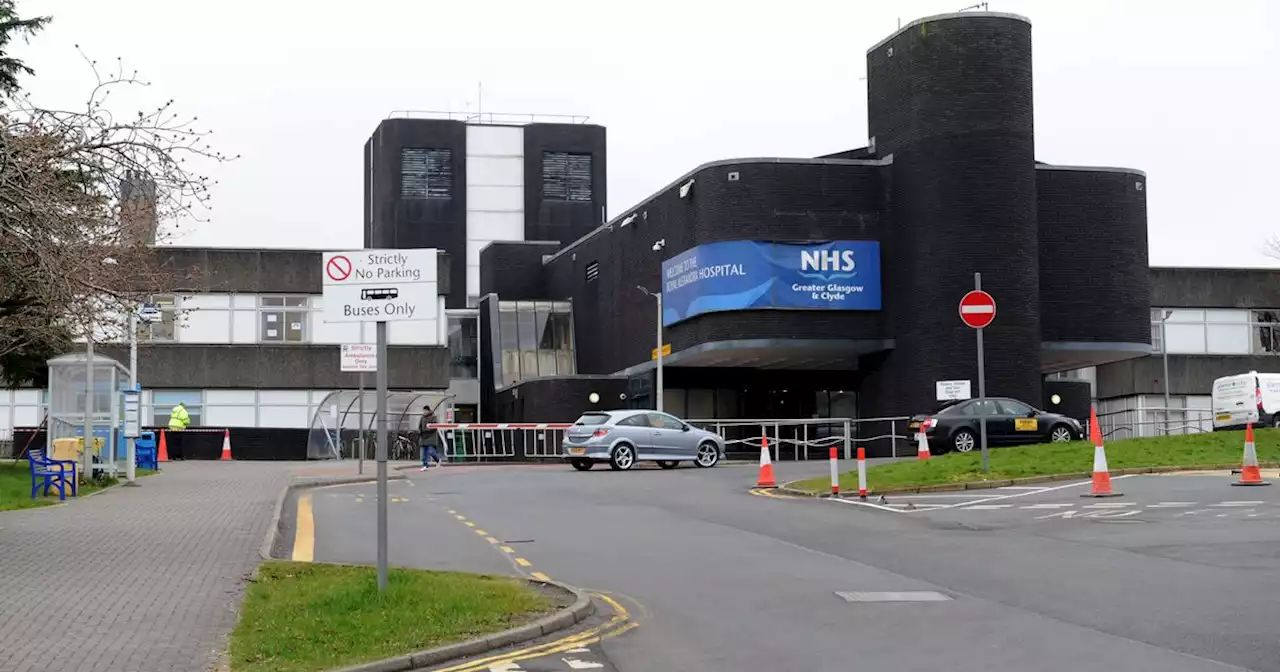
[[0, 50, 237, 386]]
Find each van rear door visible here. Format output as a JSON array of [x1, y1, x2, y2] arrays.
[[1256, 374, 1280, 425], [1212, 373, 1258, 429]]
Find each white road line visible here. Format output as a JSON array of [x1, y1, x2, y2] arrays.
[[1177, 510, 1209, 516], [999, 486, 1049, 491], [563, 657, 605, 669], [830, 498, 907, 513], [886, 493, 1003, 499], [1147, 502, 1197, 508], [964, 504, 1014, 510], [928, 475, 1135, 510], [1083, 502, 1136, 509], [1022, 503, 1075, 509], [1212, 501, 1265, 507]]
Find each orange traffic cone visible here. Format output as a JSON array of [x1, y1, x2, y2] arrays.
[[1082, 408, 1121, 498], [756, 434, 777, 488], [916, 431, 931, 460], [220, 430, 233, 461], [157, 430, 169, 463], [1232, 424, 1270, 487]]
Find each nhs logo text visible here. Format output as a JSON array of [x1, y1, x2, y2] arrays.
[[800, 249, 857, 279]]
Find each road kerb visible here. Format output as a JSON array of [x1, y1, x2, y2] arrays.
[[258, 473, 409, 562], [319, 578, 595, 672]]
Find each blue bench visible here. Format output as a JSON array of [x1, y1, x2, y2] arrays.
[[26, 448, 78, 501]]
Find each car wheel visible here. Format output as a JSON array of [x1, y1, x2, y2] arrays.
[[658, 460, 679, 469], [1049, 424, 1074, 443], [694, 442, 720, 468], [610, 444, 636, 471], [952, 429, 977, 453], [570, 459, 593, 471]]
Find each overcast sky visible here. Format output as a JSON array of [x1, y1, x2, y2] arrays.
[[12, 0, 1280, 267]]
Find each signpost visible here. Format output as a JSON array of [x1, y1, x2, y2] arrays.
[[323, 249, 438, 591], [959, 277, 995, 473]]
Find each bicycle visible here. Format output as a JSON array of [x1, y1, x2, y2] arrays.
[[361, 432, 418, 461]]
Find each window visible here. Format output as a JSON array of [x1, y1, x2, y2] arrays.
[[495, 301, 576, 388], [959, 399, 999, 416], [1150, 308, 1253, 355], [585, 261, 599, 282], [542, 152, 592, 202], [1254, 310, 1280, 354], [448, 314, 478, 379], [153, 390, 202, 428], [260, 296, 309, 343], [617, 414, 649, 427], [652, 413, 686, 430], [401, 148, 452, 199], [996, 399, 1034, 416], [137, 295, 179, 342]]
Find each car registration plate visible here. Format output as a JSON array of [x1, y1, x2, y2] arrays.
[[908, 422, 921, 429], [1216, 413, 1232, 421], [568, 447, 586, 455], [1014, 418, 1038, 431]]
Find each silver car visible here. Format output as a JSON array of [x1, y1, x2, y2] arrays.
[[562, 409, 725, 471]]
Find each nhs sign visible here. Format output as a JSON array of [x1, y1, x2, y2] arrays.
[[659, 240, 882, 326]]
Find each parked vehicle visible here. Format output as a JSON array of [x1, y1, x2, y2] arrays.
[[908, 396, 1083, 455], [562, 409, 726, 471], [1211, 371, 1280, 430]]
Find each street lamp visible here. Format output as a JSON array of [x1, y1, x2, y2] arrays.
[[1161, 310, 1173, 435], [637, 285, 663, 412]]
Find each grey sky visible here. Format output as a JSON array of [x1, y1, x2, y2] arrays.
[[14, 0, 1279, 267]]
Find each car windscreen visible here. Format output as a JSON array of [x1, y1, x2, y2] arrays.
[[573, 413, 611, 426]]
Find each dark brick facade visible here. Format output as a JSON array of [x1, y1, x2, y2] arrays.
[[523, 124, 608, 244], [478, 12, 1153, 425], [480, 241, 560, 300], [1038, 167, 1149, 345], [366, 119, 469, 308], [861, 12, 1042, 419], [491, 376, 628, 424]]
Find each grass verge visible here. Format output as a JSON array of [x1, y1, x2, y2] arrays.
[[0, 461, 157, 511], [228, 561, 556, 672], [791, 429, 1280, 494]]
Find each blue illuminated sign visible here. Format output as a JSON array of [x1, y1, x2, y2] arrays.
[[660, 240, 882, 327]]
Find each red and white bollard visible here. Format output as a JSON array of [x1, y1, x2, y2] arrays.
[[857, 446, 868, 501], [829, 446, 840, 497]]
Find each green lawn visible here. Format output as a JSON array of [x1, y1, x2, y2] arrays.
[[0, 460, 157, 511], [791, 429, 1280, 494], [228, 562, 556, 672]]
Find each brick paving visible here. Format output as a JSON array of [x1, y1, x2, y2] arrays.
[[0, 461, 295, 672]]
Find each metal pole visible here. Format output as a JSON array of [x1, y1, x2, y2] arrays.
[[84, 322, 94, 483], [975, 272, 989, 473], [375, 321, 389, 591], [358, 372, 365, 475], [655, 292, 664, 412], [1161, 315, 1171, 436], [126, 312, 137, 484]]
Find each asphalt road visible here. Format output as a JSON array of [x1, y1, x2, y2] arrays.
[[306, 461, 1279, 671]]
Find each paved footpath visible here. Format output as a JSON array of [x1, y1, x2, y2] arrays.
[[0, 461, 301, 672]]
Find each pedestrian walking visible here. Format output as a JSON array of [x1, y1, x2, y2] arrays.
[[167, 401, 190, 460], [419, 406, 443, 471]]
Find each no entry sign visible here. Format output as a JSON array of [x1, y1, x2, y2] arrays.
[[959, 290, 996, 329]]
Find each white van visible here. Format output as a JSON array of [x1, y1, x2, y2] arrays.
[[1211, 371, 1280, 430]]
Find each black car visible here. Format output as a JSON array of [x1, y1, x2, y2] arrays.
[[908, 397, 1083, 455]]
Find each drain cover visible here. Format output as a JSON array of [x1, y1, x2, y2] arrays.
[[835, 591, 952, 602]]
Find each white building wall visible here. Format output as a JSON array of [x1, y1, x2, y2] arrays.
[[465, 124, 525, 301]]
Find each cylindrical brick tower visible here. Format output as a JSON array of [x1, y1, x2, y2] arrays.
[[862, 13, 1041, 416]]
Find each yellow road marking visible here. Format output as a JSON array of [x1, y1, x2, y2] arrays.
[[514, 557, 532, 567], [448, 509, 457, 514], [291, 493, 315, 562], [749, 487, 799, 499], [454, 514, 466, 521], [474, 529, 488, 536], [531, 572, 551, 581], [499, 545, 515, 554], [433, 593, 634, 672], [464, 521, 476, 527], [484, 536, 499, 544]]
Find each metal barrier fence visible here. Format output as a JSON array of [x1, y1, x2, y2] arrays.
[[337, 424, 571, 462], [686, 417, 914, 460], [1090, 407, 1215, 440]]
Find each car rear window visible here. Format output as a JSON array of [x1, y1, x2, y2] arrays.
[[574, 413, 611, 426]]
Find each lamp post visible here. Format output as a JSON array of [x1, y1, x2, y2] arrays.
[[1161, 310, 1173, 436], [637, 286, 663, 412]]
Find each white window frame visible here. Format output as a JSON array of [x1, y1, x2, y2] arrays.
[[259, 295, 311, 344]]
